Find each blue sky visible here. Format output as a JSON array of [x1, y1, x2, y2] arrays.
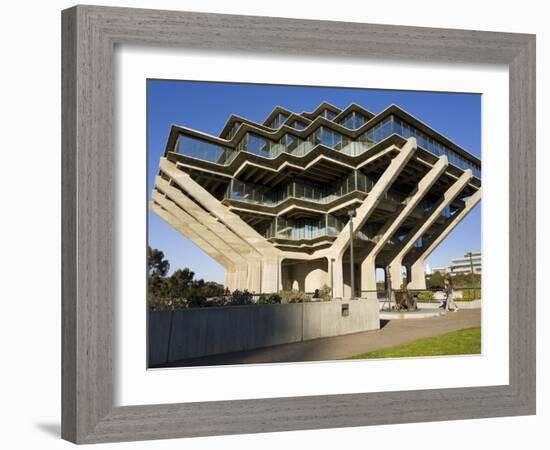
[[147, 80, 481, 282]]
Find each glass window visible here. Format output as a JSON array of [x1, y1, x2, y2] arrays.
[[292, 120, 306, 130], [176, 134, 236, 165], [241, 133, 272, 158], [341, 111, 366, 129], [269, 113, 289, 129], [320, 109, 337, 120]]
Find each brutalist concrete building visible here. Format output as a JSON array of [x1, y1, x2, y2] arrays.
[[150, 102, 481, 298]]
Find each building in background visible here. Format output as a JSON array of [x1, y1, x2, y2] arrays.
[[150, 102, 481, 298], [432, 251, 482, 275]]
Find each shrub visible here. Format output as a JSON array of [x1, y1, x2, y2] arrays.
[[257, 293, 282, 304], [147, 296, 188, 311], [230, 289, 254, 305], [279, 289, 311, 304], [459, 289, 481, 301], [416, 291, 434, 301]]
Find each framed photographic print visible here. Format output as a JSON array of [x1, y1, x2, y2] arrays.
[[62, 5, 536, 444]]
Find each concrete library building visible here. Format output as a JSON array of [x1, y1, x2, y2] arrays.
[[151, 102, 481, 299]]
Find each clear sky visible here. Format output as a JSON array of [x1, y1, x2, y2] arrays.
[[147, 79, 481, 282]]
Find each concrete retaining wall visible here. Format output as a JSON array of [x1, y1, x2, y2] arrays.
[[149, 298, 379, 366], [455, 300, 482, 309]]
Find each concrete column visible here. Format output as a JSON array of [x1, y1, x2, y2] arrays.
[[234, 264, 248, 290], [224, 269, 237, 291], [261, 257, 280, 293], [247, 261, 262, 293], [329, 138, 418, 299], [360, 257, 377, 299], [331, 256, 344, 298], [389, 261, 404, 289], [408, 261, 427, 289], [387, 169, 475, 287], [359, 156, 448, 295], [406, 189, 482, 289]]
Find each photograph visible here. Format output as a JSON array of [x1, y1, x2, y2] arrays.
[[146, 80, 482, 368], [2, 0, 542, 447]]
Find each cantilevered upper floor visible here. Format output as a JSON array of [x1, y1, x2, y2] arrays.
[[163, 102, 481, 179]]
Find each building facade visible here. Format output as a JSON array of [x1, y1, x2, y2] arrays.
[[433, 252, 482, 275], [150, 102, 482, 298]]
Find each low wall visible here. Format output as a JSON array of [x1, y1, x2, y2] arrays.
[[149, 298, 379, 366]]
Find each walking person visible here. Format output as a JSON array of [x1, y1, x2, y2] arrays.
[[444, 276, 459, 312]]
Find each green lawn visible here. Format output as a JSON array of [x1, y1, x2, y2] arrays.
[[346, 327, 481, 359]]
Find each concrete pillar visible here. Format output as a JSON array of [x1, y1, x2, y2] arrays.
[[406, 190, 482, 289], [359, 156, 448, 296], [389, 261, 404, 289], [329, 138, 418, 299], [408, 261, 427, 289], [387, 169, 474, 285], [360, 257, 377, 299], [224, 269, 237, 291], [261, 257, 280, 293], [331, 256, 344, 298], [235, 264, 248, 290], [247, 261, 262, 293]]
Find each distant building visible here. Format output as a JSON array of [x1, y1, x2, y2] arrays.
[[432, 252, 481, 276]]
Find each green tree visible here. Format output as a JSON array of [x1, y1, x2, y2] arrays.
[[147, 246, 169, 277], [166, 268, 195, 298]]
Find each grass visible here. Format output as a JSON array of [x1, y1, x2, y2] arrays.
[[345, 327, 481, 359]]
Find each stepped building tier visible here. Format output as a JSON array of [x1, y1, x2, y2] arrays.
[[150, 102, 481, 298]]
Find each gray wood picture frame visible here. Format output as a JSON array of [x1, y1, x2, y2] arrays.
[[61, 4, 536, 444]]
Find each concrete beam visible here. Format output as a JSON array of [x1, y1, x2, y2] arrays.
[[155, 177, 263, 292], [160, 158, 282, 293], [407, 189, 482, 289], [387, 169, 474, 287], [327, 138, 417, 298], [155, 177, 259, 257], [152, 192, 249, 289], [150, 202, 237, 289], [360, 156, 449, 294], [160, 158, 280, 259]]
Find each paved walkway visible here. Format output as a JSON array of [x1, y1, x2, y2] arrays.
[[160, 309, 481, 367]]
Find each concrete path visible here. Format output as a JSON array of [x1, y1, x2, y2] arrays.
[[159, 309, 481, 367]]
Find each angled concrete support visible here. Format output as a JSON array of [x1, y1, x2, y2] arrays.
[[159, 158, 279, 258], [155, 177, 257, 257], [407, 189, 482, 289], [158, 158, 281, 292], [328, 138, 417, 298], [387, 170, 475, 289], [360, 156, 448, 295], [152, 191, 250, 289], [150, 202, 237, 287], [155, 177, 262, 292]]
